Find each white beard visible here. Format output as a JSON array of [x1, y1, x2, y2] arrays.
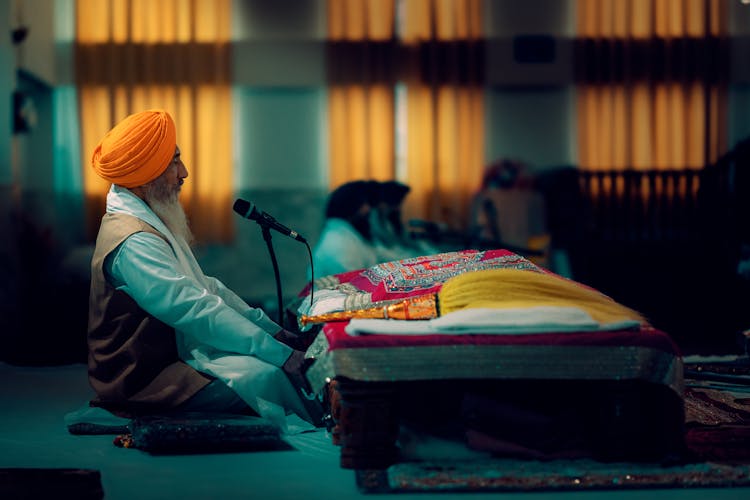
[[143, 180, 194, 246]]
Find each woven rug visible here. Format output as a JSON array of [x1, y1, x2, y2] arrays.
[[0, 468, 103, 499], [358, 458, 750, 493], [356, 359, 750, 493]]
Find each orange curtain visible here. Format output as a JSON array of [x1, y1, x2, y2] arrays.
[[576, 0, 728, 173], [327, 0, 396, 186], [400, 0, 485, 229], [326, 0, 485, 230], [76, 0, 233, 243]]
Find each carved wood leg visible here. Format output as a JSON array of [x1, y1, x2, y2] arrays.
[[332, 378, 399, 470]]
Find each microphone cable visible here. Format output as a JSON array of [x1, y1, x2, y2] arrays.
[[305, 241, 314, 313]]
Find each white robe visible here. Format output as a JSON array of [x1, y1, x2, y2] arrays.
[[310, 218, 380, 278], [104, 185, 314, 432]]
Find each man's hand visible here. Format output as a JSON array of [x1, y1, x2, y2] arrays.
[[274, 328, 319, 351]]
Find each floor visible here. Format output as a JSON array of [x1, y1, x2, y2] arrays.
[[1, 362, 749, 500]]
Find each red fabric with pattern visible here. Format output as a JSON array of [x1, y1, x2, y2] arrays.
[[299, 248, 678, 356], [301, 249, 547, 301], [322, 321, 680, 354]]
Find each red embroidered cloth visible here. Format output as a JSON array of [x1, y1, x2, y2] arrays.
[[322, 321, 680, 354], [299, 248, 678, 356], [302, 248, 544, 304]]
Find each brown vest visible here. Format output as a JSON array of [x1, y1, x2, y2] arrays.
[[88, 212, 210, 413]]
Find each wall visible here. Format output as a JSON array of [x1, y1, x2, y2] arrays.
[[221, 0, 580, 302], [0, 0, 19, 346], [484, 0, 750, 165], [1, 1, 582, 312], [3, 0, 748, 357], [220, 87, 328, 304], [216, 0, 329, 304], [1, 0, 89, 364], [0, 0, 13, 185], [13, 0, 56, 86], [205, 86, 329, 309], [484, 0, 576, 170], [485, 88, 576, 168]]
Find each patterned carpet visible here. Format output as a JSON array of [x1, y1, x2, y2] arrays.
[[357, 358, 750, 493]]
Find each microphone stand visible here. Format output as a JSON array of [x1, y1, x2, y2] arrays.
[[260, 224, 285, 327]]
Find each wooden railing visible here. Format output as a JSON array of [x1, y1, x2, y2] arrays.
[[526, 141, 750, 353], [575, 142, 744, 251], [578, 169, 705, 244]]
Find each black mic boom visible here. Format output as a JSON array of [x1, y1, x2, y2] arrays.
[[233, 199, 307, 243]]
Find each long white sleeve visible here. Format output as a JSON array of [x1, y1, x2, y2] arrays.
[[204, 275, 281, 332], [105, 232, 291, 367]]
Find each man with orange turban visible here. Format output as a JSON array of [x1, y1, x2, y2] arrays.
[[87, 109, 321, 430]]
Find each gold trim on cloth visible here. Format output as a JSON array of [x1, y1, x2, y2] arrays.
[[300, 294, 438, 327], [306, 341, 683, 398]]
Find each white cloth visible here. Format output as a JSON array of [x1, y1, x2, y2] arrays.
[[310, 218, 380, 279], [344, 306, 641, 336], [297, 288, 348, 318], [104, 185, 313, 431]]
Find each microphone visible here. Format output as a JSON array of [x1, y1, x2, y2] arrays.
[[233, 199, 307, 243]]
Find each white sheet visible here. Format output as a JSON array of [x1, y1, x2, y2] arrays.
[[344, 306, 641, 336]]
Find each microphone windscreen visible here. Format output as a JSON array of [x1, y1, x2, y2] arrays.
[[233, 199, 253, 218]]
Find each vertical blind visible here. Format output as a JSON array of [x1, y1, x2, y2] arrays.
[[326, 0, 485, 229], [76, 0, 234, 242], [575, 0, 729, 173], [400, 0, 484, 228], [327, 0, 396, 186]]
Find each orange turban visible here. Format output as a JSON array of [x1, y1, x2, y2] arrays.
[[91, 109, 177, 188]]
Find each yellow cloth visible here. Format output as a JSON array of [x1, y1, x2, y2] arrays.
[[91, 109, 176, 188], [439, 268, 646, 326]]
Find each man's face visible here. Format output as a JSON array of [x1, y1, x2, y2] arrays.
[[163, 146, 188, 195], [144, 146, 188, 202], [141, 146, 193, 243]]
